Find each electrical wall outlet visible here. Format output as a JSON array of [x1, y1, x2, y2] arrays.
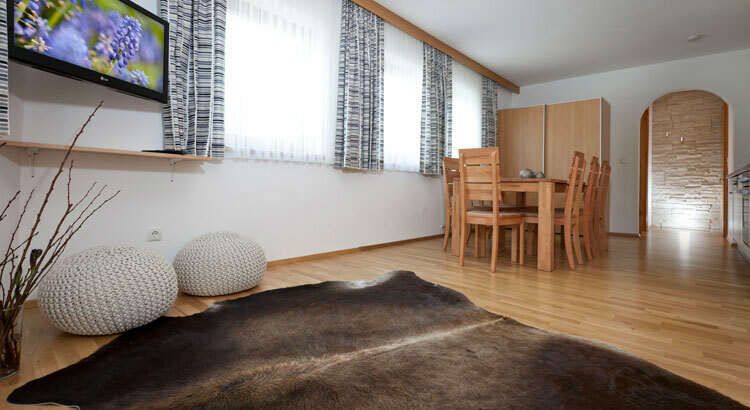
[[148, 228, 162, 242]]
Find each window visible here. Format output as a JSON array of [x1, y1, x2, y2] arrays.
[[225, 1, 486, 166], [450, 62, 482, 158], [383, 24, 423, 172], [224, 0, 341, 163]]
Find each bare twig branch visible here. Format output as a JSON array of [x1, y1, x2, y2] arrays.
[[0, 191, 20, 225], [44, 182, 99, 252], [0, 101, 116, 313], [2, 189, 35, 309], [13, 102, 104, 282], [32, 190, 120, 296], [0, 234, 37, 272], [42, 184, 112, 270], [66, 160, 74, 207]]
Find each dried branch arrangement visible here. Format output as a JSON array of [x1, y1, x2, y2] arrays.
[[0, 102, 119, 376]]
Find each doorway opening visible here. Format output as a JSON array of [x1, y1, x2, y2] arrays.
[[639, 90, 729, 236]]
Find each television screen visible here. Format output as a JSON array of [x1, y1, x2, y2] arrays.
[[9, 0, 168, 102]]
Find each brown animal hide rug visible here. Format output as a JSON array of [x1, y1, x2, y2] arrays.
[[9, 271, 747, 409]]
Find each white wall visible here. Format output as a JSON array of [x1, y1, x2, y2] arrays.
[[0, 0, 443, 301], [0, 148, 20, 254], [511, 48, 750, 234], [0, 150, 20, 298], [5, 0, 747, 282], [9, 149, 442, 263]]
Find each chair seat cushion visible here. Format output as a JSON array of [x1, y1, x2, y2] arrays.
[[467, 210, 524, 218], [523, 208, 584, 216], [522, 209, 566, 218], [467, 204, 522, 211]]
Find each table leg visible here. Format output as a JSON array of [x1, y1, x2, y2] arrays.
[[538, 181, 555, 271], [601, 196, 609, 251], [451, 193, 460, 256]]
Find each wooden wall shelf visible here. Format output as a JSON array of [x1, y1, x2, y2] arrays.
[[0, 139, 215, 161]]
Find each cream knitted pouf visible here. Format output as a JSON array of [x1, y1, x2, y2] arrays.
[[39, 246, 178, 336], [173, 232, 266, 296]]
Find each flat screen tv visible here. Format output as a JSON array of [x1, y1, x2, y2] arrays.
[[8, 0, 168, 102]]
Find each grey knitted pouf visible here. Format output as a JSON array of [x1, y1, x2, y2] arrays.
[[173, 232, 266, 296], [39, 246, 178, 336]]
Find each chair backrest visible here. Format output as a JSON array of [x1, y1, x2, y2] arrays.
[[583, 156, 600, 222], [595, 160, 611, 222], [442, 157, 460, 210], [458, 147, 502, 216], [562, 151, 586, 220]]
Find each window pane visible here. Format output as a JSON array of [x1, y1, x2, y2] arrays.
[[224, 0, 340, 163], [384, 24, 423, 172], [451, 62, 482, 158]]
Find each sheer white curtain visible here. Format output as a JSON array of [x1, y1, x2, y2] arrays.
[[451, 62, 482, 158], [383, 24, 423, 172], [224, 0, 341, 163]]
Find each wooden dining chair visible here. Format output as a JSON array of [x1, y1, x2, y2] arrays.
[[442, 157, 461, 250], [458, 147, 525, 272], [593, 160, 611, 253], [522, 151, 586, 270], [582, 156, 600, 260]]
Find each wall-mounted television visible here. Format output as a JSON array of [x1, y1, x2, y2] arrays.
[[8, 0, 168, 102]]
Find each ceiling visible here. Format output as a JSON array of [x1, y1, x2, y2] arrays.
[[376, 0, 750, 86]]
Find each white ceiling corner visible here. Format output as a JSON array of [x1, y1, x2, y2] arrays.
[[376, 0, 750, 86]]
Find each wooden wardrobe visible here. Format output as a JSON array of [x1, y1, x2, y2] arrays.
[[497, 98, 610, 228], [497, 98, 610, 180]]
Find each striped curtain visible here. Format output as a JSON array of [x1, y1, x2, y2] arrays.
[[419, 45, 452, 175], [160, 0, 226, 157], [0, 3, 9, 136], [335, 0, 384, 171], [481, 77, 498, 147]]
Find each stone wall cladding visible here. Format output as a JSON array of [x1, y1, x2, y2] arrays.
[[651, 90, 724, 232]]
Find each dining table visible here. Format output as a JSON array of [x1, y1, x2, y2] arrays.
[[450, 178, 571, 272]]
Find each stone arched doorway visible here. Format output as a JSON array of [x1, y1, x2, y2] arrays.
[[639, 90, 728, 235]]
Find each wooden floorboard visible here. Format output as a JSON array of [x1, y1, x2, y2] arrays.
[[2, 230, 749, 407]]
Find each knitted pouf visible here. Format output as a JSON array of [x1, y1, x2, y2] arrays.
[[39, 246, 178, 336], [173, 232, 266, 296]]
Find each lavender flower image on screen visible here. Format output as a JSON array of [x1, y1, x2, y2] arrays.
[[13, 0, 165, 92]]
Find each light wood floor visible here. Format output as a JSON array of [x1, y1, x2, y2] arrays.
[[2, 230, 749, 407]]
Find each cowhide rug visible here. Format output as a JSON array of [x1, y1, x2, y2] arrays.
[[9, 271, 746, 409]]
